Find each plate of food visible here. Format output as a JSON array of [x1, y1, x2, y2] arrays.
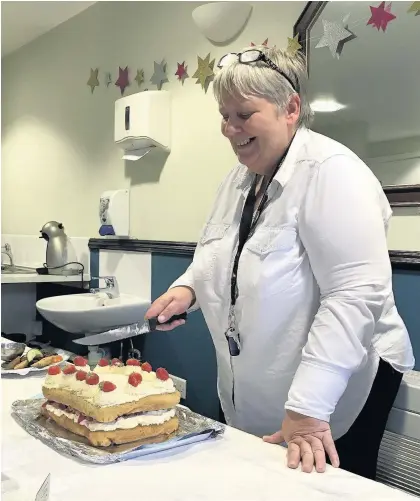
[[1, 343, 68, 375]]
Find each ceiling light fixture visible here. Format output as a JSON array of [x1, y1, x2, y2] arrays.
[[310, 98, 347, 112], [192, 2, 252, 44]]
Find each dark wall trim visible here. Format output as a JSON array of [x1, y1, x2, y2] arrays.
[[389, 251, 420, 271], [383, 185, 420, 208], [89, 238, 196, 256], [89, 239, 420, 270]]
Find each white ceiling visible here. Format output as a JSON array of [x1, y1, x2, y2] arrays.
[[1, 1, 96, 57]]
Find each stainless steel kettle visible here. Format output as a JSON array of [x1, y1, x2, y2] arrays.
[[39, 221, 77, 275]]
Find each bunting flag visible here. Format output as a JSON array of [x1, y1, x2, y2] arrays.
[[367, 1, 397, 31], [87, 68, 99, 93]]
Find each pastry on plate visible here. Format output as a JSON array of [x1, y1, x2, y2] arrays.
[[2, 348, 63, 371]]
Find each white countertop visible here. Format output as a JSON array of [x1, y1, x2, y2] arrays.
[[1, 375, 415, 501], [1, 273, 90, 285]]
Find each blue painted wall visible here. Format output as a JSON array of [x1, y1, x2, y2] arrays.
[[392, 270, 420, 371], [92, 247, 419, 421], [143, 254, 220, 420], [142, 261, 419, 419]]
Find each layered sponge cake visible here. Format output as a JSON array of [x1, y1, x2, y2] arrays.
[[41, 356, 181, 447]]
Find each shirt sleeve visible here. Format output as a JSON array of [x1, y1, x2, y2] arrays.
[[285, 154, 392, 422], [170, 264, 200, 312]]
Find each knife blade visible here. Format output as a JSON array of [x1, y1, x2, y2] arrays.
[[73, 313, 187, 346]]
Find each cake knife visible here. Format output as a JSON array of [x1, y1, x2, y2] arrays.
[[73, 313, 187, 346]]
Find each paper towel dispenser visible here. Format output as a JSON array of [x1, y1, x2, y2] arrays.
[[115, 90, 171, 161]]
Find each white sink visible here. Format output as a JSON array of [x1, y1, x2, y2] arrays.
[[36, 293, 150, 334]]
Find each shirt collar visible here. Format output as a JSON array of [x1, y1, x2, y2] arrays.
[[273, 126, 310, 188], [234, 127, 311, 192]]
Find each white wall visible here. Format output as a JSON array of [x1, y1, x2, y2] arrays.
[[1, 1, 304, 242], [98, 250, 151, 301], [1, 234, 90, 271]]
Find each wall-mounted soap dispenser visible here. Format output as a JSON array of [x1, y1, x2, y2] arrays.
[[99, 189, 129, 237], [114, 90, 171, 161]]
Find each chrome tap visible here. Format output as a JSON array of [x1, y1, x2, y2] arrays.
[[1, 243, 14, 267], [90, 276, 120, 299]]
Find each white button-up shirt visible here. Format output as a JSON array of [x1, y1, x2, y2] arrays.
[[172, 127, 415, 439]]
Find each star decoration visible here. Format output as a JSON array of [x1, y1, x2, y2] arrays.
[[315, 18, 355, 58], [150, 60, 169, 90], [408, 1, 420, 15], [251, 38, 269, 47], [134, 69, 144, 87], [286, 35, 302, 57], [104, 72, 112, 88], [175, 61, 189, 85], [367, 2, 397, 31], [87, 68, 99, 93], [336, 14, 357, 58], [192, 53, 215, 93], [115, 66, 129, 95]]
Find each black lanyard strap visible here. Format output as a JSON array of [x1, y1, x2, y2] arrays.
[[226, 141, 293, 357], [230, 175, 266, 306]]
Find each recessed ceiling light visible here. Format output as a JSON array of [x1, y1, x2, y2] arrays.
[[310, 98, 347, 112]]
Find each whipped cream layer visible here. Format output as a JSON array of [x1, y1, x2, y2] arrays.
[[43, 364, 176, 407], [45, 402, 176, 431]]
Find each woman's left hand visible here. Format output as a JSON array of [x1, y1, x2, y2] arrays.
[[263, 410, 340, 473]]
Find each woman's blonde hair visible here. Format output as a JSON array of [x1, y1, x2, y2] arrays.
[[213, 45, 313, 128]]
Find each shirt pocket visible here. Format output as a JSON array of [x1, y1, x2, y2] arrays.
[[195, 223, 229, 281], [247, 226, 296, 254], [239, 226, 300, 298]]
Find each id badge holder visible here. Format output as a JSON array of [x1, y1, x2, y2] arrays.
[[225, 307, 241, 356]]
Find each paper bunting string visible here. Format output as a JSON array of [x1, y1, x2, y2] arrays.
[[315, 17, 355, 58], [150, 60, 169, 90], [134, 69, 144, 87], [115, 67, 129, 95], [192, 53, 215, 93], [175, 62, 189, 85], [87, 68, 99, 93], [367, 2, 397, 31], [104, 72, 112, 88], [286, 35, 302, 56], [408, 1, 420, 15]]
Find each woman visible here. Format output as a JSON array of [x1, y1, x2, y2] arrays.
[[145, 46, 414, 479]]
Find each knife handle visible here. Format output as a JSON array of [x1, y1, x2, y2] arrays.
[[149, 313, 187, 330]]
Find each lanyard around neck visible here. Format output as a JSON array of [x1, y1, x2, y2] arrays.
[[230, 152, 288, 307], [225, 137, 294, 357]]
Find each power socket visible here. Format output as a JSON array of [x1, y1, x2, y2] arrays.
[[170, 374, 187, 399]]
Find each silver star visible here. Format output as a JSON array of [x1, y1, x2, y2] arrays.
[[150, 60, 168, 90], [315, 18, 354, 59], [336, 14, 357, 58]]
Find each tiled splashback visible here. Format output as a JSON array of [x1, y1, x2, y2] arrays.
[[1, 234, 90, 271]]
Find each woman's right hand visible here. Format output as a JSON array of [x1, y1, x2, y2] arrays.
[[144, 286, 195, 331]]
